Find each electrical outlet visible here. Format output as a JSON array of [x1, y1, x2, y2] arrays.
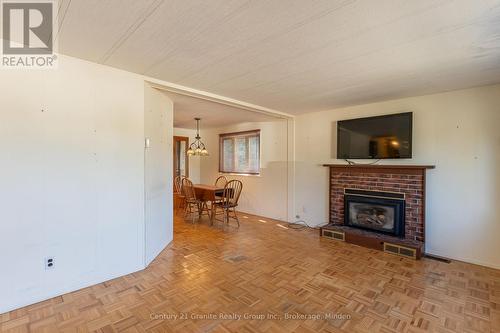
[[45, 257, 55, 270]]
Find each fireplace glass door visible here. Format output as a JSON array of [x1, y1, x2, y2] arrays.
[[344, 194, 405, 237]]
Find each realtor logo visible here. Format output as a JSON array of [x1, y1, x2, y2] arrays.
[[1, 0, 57, 68]]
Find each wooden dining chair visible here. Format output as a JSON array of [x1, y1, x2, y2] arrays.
[[213, 180, 243, 227], [174, 176, 186, 211], [213, 175, 227, 204], [215, 175, 227, 187], [174, 176, 182, 193], [182, 178, 209, 223]]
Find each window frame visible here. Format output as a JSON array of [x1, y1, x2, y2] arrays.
[[219, 129, 261, 175]]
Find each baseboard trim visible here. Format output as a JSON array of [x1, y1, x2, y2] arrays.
[[0, 265, 145, 315], [423, 253, 451, 263], [424, 250, 500, 270]]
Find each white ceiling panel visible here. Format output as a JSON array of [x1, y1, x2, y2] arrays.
[[57, 0, 163, 63], [104, 0, 251, 74], [58, 0, 500, 114]]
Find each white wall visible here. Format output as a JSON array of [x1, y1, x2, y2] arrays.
[[294, 84, 500, 268], [144, 86, 174, 265], [173, 127, 200, 183], [199, 120, 289, 221], [0, 55, 173, 313]]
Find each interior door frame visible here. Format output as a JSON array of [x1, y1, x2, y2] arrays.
[[173, 136, 189, 180]]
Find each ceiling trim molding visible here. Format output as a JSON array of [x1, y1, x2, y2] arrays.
[[145, 79, 294, 120]]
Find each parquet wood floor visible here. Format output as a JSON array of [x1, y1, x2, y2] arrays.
[[1, 212, 500, 333]]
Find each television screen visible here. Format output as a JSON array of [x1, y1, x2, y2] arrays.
[[337, 112, 412, 159]]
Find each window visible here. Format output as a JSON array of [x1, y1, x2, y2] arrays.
[[219, 130, 260, 175]]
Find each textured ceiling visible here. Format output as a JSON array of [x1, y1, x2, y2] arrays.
[[164, 91, 282, 129], [57, 0, 500, 114]]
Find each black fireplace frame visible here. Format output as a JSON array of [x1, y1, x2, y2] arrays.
[[344, 194, 405, 238]]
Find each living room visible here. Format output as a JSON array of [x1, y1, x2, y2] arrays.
[[1, 1, 499, 332]]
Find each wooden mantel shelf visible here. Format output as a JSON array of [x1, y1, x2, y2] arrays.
[[323, 164, 435, 170]]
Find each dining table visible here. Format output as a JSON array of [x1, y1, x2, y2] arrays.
[[193, 184, 224, 223]]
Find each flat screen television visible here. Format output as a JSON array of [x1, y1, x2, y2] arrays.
[[337, 112, 412, 159]]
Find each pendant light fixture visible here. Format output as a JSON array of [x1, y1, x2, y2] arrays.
[[187, 118, 208, 156]]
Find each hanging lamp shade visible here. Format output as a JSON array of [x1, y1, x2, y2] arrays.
[[187, 118, 208, 156]]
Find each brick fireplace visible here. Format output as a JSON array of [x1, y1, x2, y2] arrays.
[[321, 164, 435, 259]]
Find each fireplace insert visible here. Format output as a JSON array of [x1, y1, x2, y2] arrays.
[[344, 190, 405, 237]]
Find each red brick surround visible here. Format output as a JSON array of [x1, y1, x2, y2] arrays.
[[325, 165, 434, 243]]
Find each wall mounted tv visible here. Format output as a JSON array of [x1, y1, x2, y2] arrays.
[[337, 112, 413, 159]]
